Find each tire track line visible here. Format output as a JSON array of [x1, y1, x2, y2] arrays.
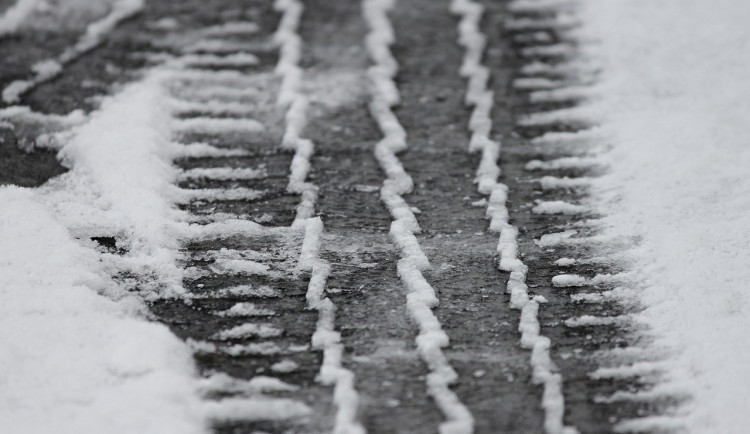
[[273, 1, 365, 432], [2, 0, 144, 103], [362, 1, 474, 432], [450, 1, 578, 433]]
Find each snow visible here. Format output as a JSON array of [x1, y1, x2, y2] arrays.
[[201, 21, 260, 36], [532, 200, 586, 215], [192, 284, 280, 299], [202, 397, 311, 422], [210, 258, 273, 276], [563, 315, 624, 328], [525, 157, 599, 171], [179, 187, 264, 202], [216, 303, 275, 317], [551, 274, 586, 288], [535, 230, 577, 247], [213, 323, 283, 340], [198, 373, 298, 394], [0, 187, 206, 434], [574, 0, 750, 431], [174, 116, 265, 134], [179, 167, 267, 181], [538, 176, 592, 190], [177, 142, 251, 158], [554, 257, 576, 267], [44, 70, 190, 298], [271, 359, 300, 373]]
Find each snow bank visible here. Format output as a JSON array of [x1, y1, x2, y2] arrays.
[[577, 0, 750, 431], [44, 69, 187, 298], [0, 187, 205, 434]]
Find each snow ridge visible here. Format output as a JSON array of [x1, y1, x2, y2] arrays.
[[273, 1, 365, 433], [363, 1, 474, 433], [450, 1, 577, 433], [2, 0, 144, 103]]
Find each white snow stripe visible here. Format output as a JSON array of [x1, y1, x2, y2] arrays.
[[198, 373, 298, 394], [188, 339, 285, 356], [173, 84, 267, 101], [529, 86, 593, 104], [451, 1, 577, 433], [273, 1, 365, 433], [214, 302, 276, 317], [513, 77, 564, 91], [179, 52, 260, 67], [551, 274, 587, 287], [183, 219, 282, 241], [612, 416, 686, 434], [183, 39, 256, 54], [504, 15, 580, 32], [173, 117, 266, 135], [519, 59, 600, 79], [517, 106, 597, 127], [209, 258, 277, 277], [564, 315, 627, 328], [179, 167, 266, 181], [168, 68, 261, 85], [177, 142, 251, 158], [191, 284, 281, 299], [520, 43, 576, 58], [525, 157, 601, 171], [366, 1, 474, 432], [203, 397, 312, 422], [170, 99, 257, 116], [2, 0, 144, 103], [177, 187, 264, 202], [589, 362, 666, 380], [532, 200, 587, 215], [538, 176, 592, 190], [213, 323, 283, 340], [201, 21, 260, 36]]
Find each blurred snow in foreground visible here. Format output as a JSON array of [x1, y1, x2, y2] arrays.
[[0, 187, 205, 434]]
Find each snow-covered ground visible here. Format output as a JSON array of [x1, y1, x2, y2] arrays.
[[0, 71, 208, 433], [576, 0, 750, 432]]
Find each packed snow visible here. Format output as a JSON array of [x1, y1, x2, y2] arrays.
[[574, 0, 750, 431]]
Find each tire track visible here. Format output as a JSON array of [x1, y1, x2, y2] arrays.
[[490, 0, 676, 431], [363, 1, 474, 433], [449, 1, 576, 433]]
